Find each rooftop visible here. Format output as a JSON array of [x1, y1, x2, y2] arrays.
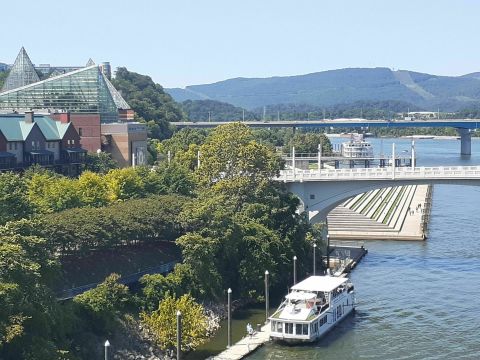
[[290, 276, 348, 293]]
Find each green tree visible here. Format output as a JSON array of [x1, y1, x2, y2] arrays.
[[0, 172, 32, 225], [285, 132, 332, 155], [84, 152, 119, 175], [77, 171, 109, 207], [105, 168, 145, 201], [112, 68, 184, 140], [141, 293, 208, 352]]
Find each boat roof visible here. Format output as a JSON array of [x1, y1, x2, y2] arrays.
[[291, 276, 348, 293], [285, 291, 316, 301]]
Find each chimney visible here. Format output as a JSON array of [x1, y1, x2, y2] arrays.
[[24, 111, 34, 123]]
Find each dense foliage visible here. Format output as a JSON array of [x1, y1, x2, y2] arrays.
[[112, 68, 185, 141], [181, 99, 258, 122]]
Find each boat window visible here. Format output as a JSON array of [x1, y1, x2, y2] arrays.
[[276, 322, 283, 333], [302, 324, 309, 335], [271, 321, 276, 332], [319, 316, 327, 327], [285, 323, 294, 334], [295, 324, 302, 335]]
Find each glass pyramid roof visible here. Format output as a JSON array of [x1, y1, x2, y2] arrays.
[[1, 47, 40, 92]]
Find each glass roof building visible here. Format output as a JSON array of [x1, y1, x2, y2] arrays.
[[0, 49, 131, 123]]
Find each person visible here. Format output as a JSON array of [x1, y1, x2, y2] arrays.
[[246, 323, 254, 337]]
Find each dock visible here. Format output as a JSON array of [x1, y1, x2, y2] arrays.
[[207, 323, 271, 360], [210, 242, 367, 360]]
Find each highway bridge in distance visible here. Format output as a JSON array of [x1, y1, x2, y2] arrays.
[[173, 118, 480, 155]]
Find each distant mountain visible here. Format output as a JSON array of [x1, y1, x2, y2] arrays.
[[181, 99, 258, 121], [167, 68, 480, 111]]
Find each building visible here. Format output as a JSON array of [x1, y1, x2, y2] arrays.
[[101, 122, 147, 167], [0, 48, 146, 167], [0, 48, 131, 123], [0, 112, 86, 173]]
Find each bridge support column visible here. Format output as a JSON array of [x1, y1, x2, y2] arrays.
[[317, 144, 322, 175], [457, 128, 471, 156]]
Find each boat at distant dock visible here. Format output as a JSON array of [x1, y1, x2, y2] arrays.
[[341, 133, 374, 158], [269, 275, 355, 343]]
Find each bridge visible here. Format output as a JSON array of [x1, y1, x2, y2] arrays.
[[174, 118, 480, 155], [278, 165, 480, 223]]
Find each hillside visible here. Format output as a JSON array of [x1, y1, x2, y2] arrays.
[[167, 67, 480, 111]]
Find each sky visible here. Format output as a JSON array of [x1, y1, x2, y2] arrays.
[[2, 0, 480, 88]]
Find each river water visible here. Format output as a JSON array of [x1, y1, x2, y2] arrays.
[[247, 138, 480, 360]]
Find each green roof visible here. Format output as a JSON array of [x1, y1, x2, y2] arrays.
[[0, 114, 71, 141]]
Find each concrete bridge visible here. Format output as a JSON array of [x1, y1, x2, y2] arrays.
[[174, 118, 480, 155], [278, 165, 480, 223]]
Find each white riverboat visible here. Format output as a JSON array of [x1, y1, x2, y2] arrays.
[[269, 275, 355, 343], [341, 133, 374, 158]]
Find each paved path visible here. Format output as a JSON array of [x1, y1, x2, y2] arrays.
[[208, 323, 271, 360], [328, 185, 430, 240]]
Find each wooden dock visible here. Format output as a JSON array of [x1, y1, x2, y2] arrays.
[[207, 323, 271, 360]]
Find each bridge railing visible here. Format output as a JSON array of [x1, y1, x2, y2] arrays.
[[278, 165, 480, 181]]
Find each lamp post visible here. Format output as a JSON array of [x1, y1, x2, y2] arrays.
[[176, 310, 182, 360], [227, 288, 232, 348], [293, 256, 297, 285], [265, 270, 269, 323], [313, 243, 317, 275], [326, 235, 330, 270], [104, 340, 110, 360]]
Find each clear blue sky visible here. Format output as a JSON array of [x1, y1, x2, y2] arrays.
[[2, 0, 479, 88]]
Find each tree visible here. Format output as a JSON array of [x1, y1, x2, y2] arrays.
[[0, 172, 32, 225], [112, 68, 184, 140], [84, 152, 118, 175], [285, 132, 332, 155], [141, 293, 208, 352], [196, 122, 282, 202], [105, 168, 145, 201], [77, 171, 109, 207], [0, 224, 64, 359]]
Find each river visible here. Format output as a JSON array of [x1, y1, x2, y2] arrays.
[[192, 138, 480, 360], [248, 137, 480, 360]]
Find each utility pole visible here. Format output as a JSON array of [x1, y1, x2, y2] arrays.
[[313, 243, 317, 275], [104, 340, 110, 360]]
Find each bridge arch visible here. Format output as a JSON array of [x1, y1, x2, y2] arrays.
[[286, 179, 480, 224]]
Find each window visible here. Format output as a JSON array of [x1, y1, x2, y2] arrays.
[[296, 324, 302, 335], [36, 141, 40, 149], [276, 322, 283, 333], [285, 323, 293, 334], [14, 142, 17, 150], [47, 142, 50, 148], [271, 321, 276, 332], [8, 143, 11, 150], [31, 141, 35, 149], [78, 128, 83, 136], [310, 194, 315, 199], [302, 324, 308, 335]]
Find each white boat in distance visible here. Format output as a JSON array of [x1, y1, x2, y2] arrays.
[[269, 275, 355, 343]]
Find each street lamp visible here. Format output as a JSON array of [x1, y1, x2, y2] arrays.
[[313, 243, 317, 275], [176, 310, 182, 360], [264, 270, 269, 323], [104, 340, 110, 360], [227, 288, 232, 348], [293, 256, 297, 285]]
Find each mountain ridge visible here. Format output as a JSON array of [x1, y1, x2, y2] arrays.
[[166, 67, 480, 111]]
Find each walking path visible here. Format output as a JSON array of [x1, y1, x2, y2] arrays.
[[328, 185, 432, 240]]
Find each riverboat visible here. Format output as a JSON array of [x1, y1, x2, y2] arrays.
[[269, 275, 355, 343], [341, 133, 374, 158]]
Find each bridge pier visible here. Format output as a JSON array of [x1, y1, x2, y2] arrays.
[[457, 128, 472, 156]]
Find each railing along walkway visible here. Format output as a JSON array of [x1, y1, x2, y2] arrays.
[[279, 166, 480, 182], [57, 261, 177, 301]]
